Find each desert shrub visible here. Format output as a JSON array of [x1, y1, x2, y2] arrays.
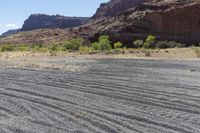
[[0, 44, 14, 52], [193, 48, 200, 58], [50, 43, 60, 52], [31, 44, 44, 51], [98, 35, 112, 51], [91, 42, 99, 51], [156, 41, 170, 49], [167, 41, 183, 48], [156, 41, 184, 48], [31, 44, 49, 53], [132, 36, 185, 49], [63, 38, 84, 51], [114, 42, 123, 49], [144, 35, 156, 49], [15, 45, 29, 51], [32, 44, 43, 48], [133, 40, 144, 48], [143, 42, 152, 49]]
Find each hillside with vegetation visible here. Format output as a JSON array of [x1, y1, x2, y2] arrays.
[[0, 0, 200, 55]]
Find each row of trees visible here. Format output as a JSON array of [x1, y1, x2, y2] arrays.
[[84, 35, 184, 51], [0, 35, 187, 52]]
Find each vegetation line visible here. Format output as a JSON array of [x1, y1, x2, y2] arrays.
[[0, 35, 200, 57]]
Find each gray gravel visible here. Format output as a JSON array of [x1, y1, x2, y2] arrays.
[[0, 58, 200, 133]]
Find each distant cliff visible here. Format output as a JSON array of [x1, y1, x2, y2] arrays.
[[21, 14, 90, 31], [1, 29, 19, 37]]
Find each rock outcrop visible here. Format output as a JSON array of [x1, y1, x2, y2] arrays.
[[93, 0, 147, 18], [21, 14, 90, 31]]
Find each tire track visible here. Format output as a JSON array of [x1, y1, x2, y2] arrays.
[[0, 59, 200, 132]]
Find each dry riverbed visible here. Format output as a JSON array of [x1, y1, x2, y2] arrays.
[[0, 48, 200, 132]]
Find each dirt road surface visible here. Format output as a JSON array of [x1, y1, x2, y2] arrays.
[[0, 58, 200, 133]]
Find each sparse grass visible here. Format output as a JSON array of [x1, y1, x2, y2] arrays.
[[79, 46, 96, 54], [15, 45, 29, 51], [31, 45, 49, 53]]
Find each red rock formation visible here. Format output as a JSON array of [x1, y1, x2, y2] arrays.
[[90, 0, 200, 44]]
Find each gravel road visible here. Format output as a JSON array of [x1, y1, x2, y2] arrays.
[[0, 58, 200, 133]]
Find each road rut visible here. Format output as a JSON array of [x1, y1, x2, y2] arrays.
[[0, 58, 200, 133]]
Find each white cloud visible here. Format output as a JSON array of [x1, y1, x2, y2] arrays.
[[5, 24, 19, 28], [0, 23, 20, 34]]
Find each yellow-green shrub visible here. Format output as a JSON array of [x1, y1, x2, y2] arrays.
[[114, 42, 123, 49]]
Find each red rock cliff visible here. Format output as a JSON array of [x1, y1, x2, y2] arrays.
[[89, 0, 200, 43]]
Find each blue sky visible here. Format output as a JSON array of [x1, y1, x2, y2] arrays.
[[0, 0, 109, 34]]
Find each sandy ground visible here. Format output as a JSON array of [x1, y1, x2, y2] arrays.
[[0, 48, 199, 71], [0, 48, 200, 132]]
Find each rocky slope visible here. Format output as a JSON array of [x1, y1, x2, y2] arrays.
[[1, 0, 200, 45]]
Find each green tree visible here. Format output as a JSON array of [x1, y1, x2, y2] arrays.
[[144, 35, 156, 49], [91, 42, 99, 50], [98, 35, 112, 51], [63, 38, 84, 51]]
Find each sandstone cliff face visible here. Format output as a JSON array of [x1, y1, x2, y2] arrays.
[[142, 3, 200, 42], [89, 0, 200, 44], [21, 14, 90, 31]]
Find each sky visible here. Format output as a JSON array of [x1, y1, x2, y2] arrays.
[[0, 0, 109, 34]]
